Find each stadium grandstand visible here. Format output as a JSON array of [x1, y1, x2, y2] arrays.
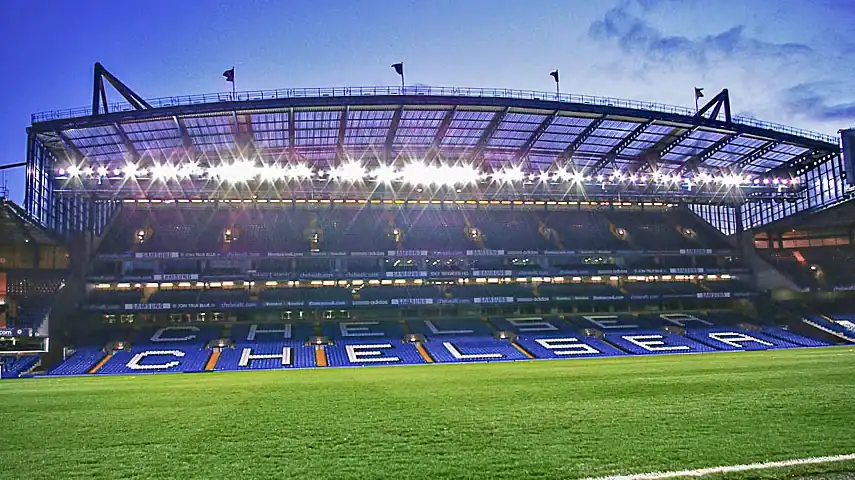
[[0, 198, 65, 377], [3, 62, 855, 378]]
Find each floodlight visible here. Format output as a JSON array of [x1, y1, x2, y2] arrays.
[[177, 162, 201, 178], [401, 161, 431, 185], [259, 164, 285, 182], [495, 166, 524, 183], [371, 164, 399, 184], [448, 165, 481, 185], [150, 162, 179, 181], [554, 168, 571, 182], [332, 162, 366, 182], [66, 165, 81, 176], [287, 164, 314, 180]]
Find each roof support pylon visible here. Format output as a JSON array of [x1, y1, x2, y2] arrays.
[[695, 89, 732, 124], [91, 62, 152, 116]]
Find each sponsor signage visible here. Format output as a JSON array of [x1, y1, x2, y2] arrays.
[[98, 249, 739, 262], [0, 328, 31, 337], [83, 290, 756, 312]]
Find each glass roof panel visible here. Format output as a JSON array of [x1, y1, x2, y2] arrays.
[[689, 130, 726, 142]]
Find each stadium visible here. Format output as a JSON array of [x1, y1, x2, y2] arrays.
[[2, 63, 855, 479]]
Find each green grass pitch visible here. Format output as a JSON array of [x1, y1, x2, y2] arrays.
[[2, 348, 855, 479]]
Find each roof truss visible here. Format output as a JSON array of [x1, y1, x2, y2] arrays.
[[589, 119, 655, 175]]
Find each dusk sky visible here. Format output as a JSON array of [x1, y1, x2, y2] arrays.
[[1, 0, 853, 203]]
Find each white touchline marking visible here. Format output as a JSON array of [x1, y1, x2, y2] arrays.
[[581, 453, 855, 480]]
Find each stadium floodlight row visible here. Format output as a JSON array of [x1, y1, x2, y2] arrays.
[[56, 159, 799, 188], [24, 64, 845, 235]]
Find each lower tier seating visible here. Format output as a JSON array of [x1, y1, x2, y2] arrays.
[[39, 313, 841, 377]]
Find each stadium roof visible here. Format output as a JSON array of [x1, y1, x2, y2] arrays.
[[30, 85, 840, 178], [0, 200, 63, 247]]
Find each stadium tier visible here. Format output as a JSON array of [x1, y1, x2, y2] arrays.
[[4, 68, 853, 380], [43, 313, 835, 376], [95, 205, 732, 255]]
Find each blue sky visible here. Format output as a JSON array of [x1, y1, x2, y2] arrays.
[[1, 0, 853, 203]]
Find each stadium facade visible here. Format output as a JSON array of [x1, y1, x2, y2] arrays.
[[2, 64, 853, 378]]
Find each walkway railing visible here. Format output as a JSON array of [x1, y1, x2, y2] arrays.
[[31, 85, 838, 144]]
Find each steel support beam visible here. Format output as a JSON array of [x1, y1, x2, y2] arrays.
[[0, 162, 26, 171], [730, 140, 779, 172], [335, 106, 349, 164], [589, 119, 654, 175], [385, 106, 404, 163], [470, 107, 510, 161], [91, 62, 152, 116], [675, 134, 737, 175], [55, 131, 86, 162], [515, 111, 558, 162], [631, 126, 696, 173], [767, 149, 831, 178], [173, 116, 194, 149], [288, 107, 296, 160], [555, 114, 607, 170], [427, 107, 456, 161], [696, 89, 732, 124], [113, 123, 139, 159]]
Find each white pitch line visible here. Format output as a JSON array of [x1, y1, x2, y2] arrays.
[[582, 453, 855, 480]]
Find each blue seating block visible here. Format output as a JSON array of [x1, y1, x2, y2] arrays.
[[423, 338, 528, 363], [215, 342, 315, 370], [408, 318, 493, 339], [760, 327, 830, 347], [685, 328, 797, 351], [516, 334, 626, 359], [48, 348, 106, 376], [604, 330, 718, 355], [325, 341, 425, 366], [97, 346, 210, 374]]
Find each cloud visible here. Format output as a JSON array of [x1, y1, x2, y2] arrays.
[[588, 3, 811, 67], [782, 83, 855, 122], [584, 0, 855, 132]]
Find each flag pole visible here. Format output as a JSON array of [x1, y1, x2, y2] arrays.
[[695, 95, 699, 115], [232, 66, 236, 101]]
